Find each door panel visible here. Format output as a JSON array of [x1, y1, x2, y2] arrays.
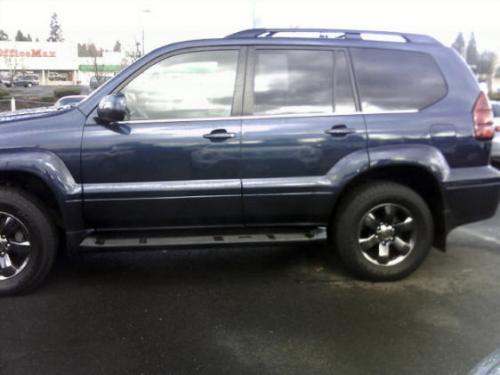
[[241, 47, 367, 225], [241, 115, 366, 224], [81, 48, 244, 229], [82, 119, 242, 228]]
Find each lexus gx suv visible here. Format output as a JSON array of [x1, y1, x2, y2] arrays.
[[0, 28, 498, 295]]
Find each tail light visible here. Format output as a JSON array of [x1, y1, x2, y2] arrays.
[[473, 92, 494, 140]]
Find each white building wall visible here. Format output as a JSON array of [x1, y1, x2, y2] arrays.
[[0, 41, 78, 85]]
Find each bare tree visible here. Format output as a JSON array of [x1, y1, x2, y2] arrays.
[[88, 45, 105, 80], [3, 54, 23, 82]]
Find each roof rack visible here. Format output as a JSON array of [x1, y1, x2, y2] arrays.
[[225, 28, 440, 45]]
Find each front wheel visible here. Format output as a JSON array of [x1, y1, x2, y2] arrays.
[[0, 188, 58, 296], [332, 182, 433, 281]]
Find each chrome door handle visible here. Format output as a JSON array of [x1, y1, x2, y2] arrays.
[[325, 125, 356, 136], [203, 130, 236, 141]]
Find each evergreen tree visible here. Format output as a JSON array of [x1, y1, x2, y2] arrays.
[[87, 43, 102, 57], [466, 33, 479, 67], [452, 32, 465, 56], [15, 30, 24, 41], [0, 29, 8, 41], [47, 13, 64, 42], [113, 40, 122, 53], [14, 30, 31, 41], [77, 43, 87, 57]]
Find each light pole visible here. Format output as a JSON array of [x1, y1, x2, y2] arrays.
[[140, 9, 151, 56]]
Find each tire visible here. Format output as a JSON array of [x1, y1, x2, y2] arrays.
[[0, 188, 58, 296], [332, 182, 433, 281]]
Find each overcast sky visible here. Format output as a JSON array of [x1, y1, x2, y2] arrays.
[[0, 0, 499, 54]]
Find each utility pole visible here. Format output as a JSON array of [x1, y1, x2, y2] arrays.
[[140, 9, 151, 56], [142, 28, 145, 56]]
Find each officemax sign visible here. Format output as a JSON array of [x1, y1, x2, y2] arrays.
[[0, 42, 77, 70], [0, 48, 56, 58]]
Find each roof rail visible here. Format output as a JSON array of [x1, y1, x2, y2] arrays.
[[225, 28, 440, 45]]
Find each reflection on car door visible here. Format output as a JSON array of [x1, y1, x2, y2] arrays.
[[241, 47, 367, 225], [82, 48, 245, 229]]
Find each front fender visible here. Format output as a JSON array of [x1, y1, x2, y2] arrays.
[[0, 149, 83, 230]]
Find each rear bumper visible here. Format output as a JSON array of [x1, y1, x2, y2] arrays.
[[443, 166, 500, 232]]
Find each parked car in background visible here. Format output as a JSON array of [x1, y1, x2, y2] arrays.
[[492, 101, 500, 120], [0, 77, 12, 88], [54, 95, 87, 107], [490, 101, 500, 166], [13, 75, 39, 88], [0, 28, 499, 295]]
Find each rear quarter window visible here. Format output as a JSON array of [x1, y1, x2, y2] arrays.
[[351, 48, 447, 112]]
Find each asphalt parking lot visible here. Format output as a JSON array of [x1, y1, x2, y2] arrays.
[[1, 208, 500, 375]]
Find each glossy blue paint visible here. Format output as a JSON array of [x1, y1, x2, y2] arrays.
[[0, 107, 85, 231], [0, 30, 499, 253], [81, 117, 242, 228], [241, 114, 367, 224]]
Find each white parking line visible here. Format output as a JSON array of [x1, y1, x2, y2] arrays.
[[455, 227, 500, 246]]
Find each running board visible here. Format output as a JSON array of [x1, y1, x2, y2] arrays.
[[79, 227, 327, 251]]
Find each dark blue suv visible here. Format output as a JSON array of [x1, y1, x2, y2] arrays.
[[0, 28, 498, 295]]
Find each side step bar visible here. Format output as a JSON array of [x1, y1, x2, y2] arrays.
[[80, 227, 327, 251]]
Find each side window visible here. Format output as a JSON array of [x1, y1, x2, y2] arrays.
[[252, 49, 356, 116], [121, 50, 239, 121], [351, 48, 447, 112]]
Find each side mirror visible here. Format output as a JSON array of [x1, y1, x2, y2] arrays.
[[96, 93, 127, 124]]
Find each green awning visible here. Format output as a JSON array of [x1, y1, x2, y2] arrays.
[[79, 64, 122, 72]]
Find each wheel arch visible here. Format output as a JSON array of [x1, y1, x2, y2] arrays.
[[0, 150, 83, 232], [331, 163, 448, 251], [0, 170, 65, 228]]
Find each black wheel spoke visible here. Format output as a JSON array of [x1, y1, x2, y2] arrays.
[[392, 237, 411, 254], [9, 241, 31, 258], [363, 213, 379, 231], [384, 205, 395, 222], [0, 216, 18, 237], [0, 253, 18, 278], [394, 217, 414, 233], [378, 242, 390, 258], [359, 235, 379, 251]]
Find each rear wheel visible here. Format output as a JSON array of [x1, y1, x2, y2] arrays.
[[0, 188, 57, 296], [332, 182, 433, 281]]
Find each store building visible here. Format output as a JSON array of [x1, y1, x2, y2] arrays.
[[0, 41, 79, 85], [0, 41, 128, 86], [77, 51, 127, 86]]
